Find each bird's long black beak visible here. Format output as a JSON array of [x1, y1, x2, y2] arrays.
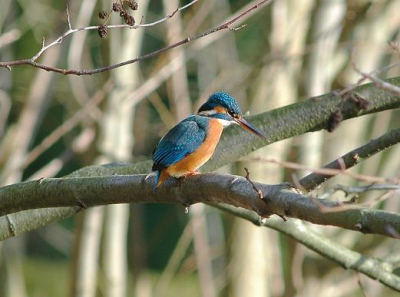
[[235, 117, 268, 140]]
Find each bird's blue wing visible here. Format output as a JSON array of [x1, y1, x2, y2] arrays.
[[152, 116, 206, 171]]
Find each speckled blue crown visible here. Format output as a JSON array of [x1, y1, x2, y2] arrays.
[[198, 91, 243, 115]]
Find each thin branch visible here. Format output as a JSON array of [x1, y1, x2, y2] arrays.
[[298, 128, 400, 191], [351, 49, 400, 96], [322, 184, 400, 196], [388, 40, 400, 59], [316, 184, 399, 213], [339, 57, 400, 97], [0, 0, 272, 75], [354, 69, 400, 96], [244, 156, 400, 187], [244, 167, 263, 199], [142, 0, 199, 27], [66, 5, 72, 30]]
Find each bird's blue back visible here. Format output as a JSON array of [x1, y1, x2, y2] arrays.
[[152, 115, 210, 171]]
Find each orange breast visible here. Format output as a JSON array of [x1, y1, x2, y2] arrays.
[[166, 119, 223, 177]]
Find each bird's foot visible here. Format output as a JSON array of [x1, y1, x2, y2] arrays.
[[185, 171, 200, 177]]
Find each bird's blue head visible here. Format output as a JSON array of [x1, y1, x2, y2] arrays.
[[197, 91, 267, 139], [198, 91, 243, 118]]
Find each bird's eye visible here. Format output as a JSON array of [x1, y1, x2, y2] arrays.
[[231, 113, 240, 119]]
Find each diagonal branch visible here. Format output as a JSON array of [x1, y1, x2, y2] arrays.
[[0, 0, 273, 75], [299, 128, 400, 191], [2, 1, 199, 66]]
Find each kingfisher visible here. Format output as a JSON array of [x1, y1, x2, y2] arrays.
[[151, 91, 267, 188]]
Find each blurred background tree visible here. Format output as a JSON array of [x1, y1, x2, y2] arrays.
[[0, 0, 399, 296]]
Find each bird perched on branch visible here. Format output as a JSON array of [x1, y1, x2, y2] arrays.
[[151, 91, 267, 188]]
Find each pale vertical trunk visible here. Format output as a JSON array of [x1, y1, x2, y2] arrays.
[[333, 4, 400, 295], [154, 223, 193, 296], [328, 1, 400, 189], [72, 208, 105, 297], [352, 2, 400, 232], [68, 2, 104, 297], [163, 0, 191, 120], [300, 2, 400, 296], [196, 1, 245, 295], [211, 0, 247, 101], [2, 238, 27, 297], [345, 1, 400, 183], [0, 2, 60, 297], [163, 0, 218, 295], [190, 204, 217, 297], [302, 0, 346, 178], [234, 1, 314, 296], [99, 1, 150, 297], [1, 49, 59, 185], [297, 2, 346, 294], [67, 0, 99, 120], [0, 42, 61, 297], [230, 220, 270, 297]]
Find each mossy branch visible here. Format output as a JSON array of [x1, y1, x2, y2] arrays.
[[213, 204, 400, 292], [1, 173, 400, 239]]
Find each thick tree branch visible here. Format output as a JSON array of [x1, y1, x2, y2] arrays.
[[0, 79, 399, 240], [1, 173, 400, 238], [213, 204, 400, 292]]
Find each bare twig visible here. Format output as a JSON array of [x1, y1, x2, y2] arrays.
[[355, 70, 400, 96], [1, 0, 199, 69], [243, 157, 400, 187], [351, 49, 400, 96], [388, 40, 400, 59], [143, 0, 200, 27], [66, 5, 72, 30], [298, 128, 400, 191], [323, 184, 400, 195], [340, 60, 400, 97], [308, 191, 396, 214], [0, 0, 272, 75], [228, 24, 247, 31], [244, 168, 287, 221], [244, 167, 263, 199]]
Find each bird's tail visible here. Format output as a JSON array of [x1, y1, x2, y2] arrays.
[[154, 170, 169, 190]]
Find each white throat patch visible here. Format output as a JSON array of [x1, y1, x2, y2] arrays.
[[217, 119, 233, 127]]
